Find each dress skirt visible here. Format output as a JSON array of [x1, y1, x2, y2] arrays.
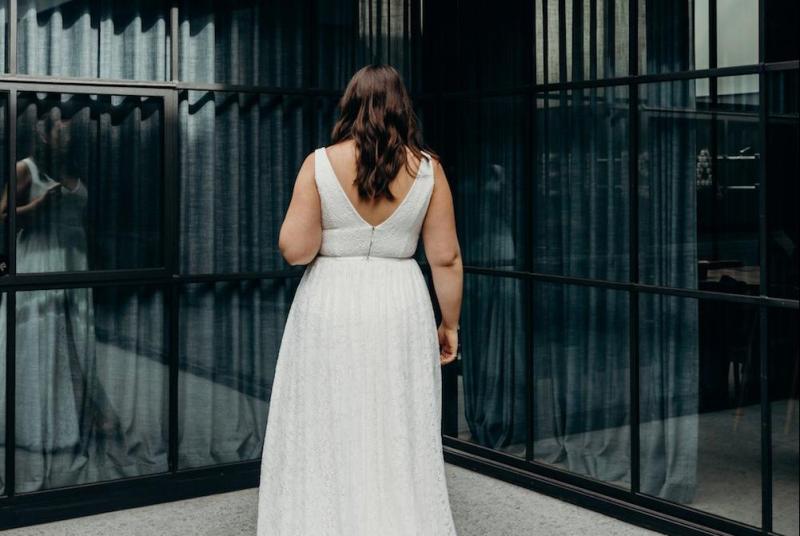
[[256, 254, 457, 535]]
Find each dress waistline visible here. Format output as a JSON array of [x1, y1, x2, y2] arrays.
[[314, 254, 414, 262]]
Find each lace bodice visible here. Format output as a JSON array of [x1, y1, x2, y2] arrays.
[[314, 147, 434, 259]]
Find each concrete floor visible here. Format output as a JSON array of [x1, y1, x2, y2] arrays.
[[4, 463, 661, 536]]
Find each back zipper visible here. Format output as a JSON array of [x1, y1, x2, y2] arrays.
[[366, 225, 375, 260]]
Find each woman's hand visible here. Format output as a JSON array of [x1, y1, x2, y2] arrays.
[[438, 323, 458, 366], [30, 183, 63, 209]]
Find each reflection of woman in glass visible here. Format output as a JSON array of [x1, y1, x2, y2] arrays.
[[0, 107, 116, 492], [460, 162, 527, 452]]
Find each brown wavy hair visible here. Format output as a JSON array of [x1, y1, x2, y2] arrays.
[[330, 64, 439, 202]]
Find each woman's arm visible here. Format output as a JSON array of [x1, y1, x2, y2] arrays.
[[0, 161, 39, 220], [278, 152, 322, 266], [421, 158, 463, 364]]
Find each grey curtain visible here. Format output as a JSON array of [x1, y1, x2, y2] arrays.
[[17, 0, 170, 80], [637, 34, 702, 505], [533, 86, 632, 488], [442, 96, 530, 453], [1, 93, 165, 492]]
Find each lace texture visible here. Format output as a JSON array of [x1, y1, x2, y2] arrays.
[[256, 148, 458, 535]]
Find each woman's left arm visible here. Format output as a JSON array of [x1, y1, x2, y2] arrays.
[[278, 152, 322, 266]]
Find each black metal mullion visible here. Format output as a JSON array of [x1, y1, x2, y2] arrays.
[[757, 0, 772, 532], [164, 76, 180, 474], [458, 264, 799, 310], [628, 0, 640, 498], [525, 0, 538, 465], [709, 0, 717, 71], [4, 87, 18, 498]]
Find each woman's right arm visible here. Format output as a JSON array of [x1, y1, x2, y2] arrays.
[[421, 157, 463, 365], [1, 161, 58, 220]]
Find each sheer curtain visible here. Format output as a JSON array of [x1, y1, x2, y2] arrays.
[[0, 90, 166, 492], [443, 96, 530, 453], [532, 87, 633, 488]]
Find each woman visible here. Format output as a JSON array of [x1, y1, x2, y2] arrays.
[[256, 64, 463, 535]]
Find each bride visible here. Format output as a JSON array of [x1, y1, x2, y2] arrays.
[[256, 64, 463, 535]]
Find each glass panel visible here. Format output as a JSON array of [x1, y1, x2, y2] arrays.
[[179, 278, 298, 469], [357, 0, 421, 93], [441, 96, 530, 271], [11, 285, 167, 493], [0, 2, 6, 73], [766, 70, 799, 300], [638, 0, 709, 75], [639, 294, 761, 527], [315, 97, 340, 149], [443, 273, 528, 459], [639, 75, 760, 294], [0, 97, 5, 494], [533, 282, 630, 488], [314, 0, 358, 90], [17, 0, 169, 80], [16, 92, 163, 272], [411, 95, 438, 267], [0, 93, 7, 276], [716, 0, 758, 68], [765, 3, 800, 63], [539, 0, 629, 83], [0, 292, 4, 495], [770, 308, 799, 536], [179, 91, 305, 274], [179, 0, 307, 87], [638, 78, 705, 290], [711, 75, 760, 290], [534, 86, 629, 281], [444, 2, 531, 90]]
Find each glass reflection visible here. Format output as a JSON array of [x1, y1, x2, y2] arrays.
[[638, 0, 709, 74], [179, 91, 304, 274], [0, 294, 4, 495], [766, 70, 799, 300], [441, 96, 530, 271], [443, 273, 527, 459], [12, 92, 163, 273], [537, 0, 629, 83], [17, 0, 169, 80], [716, 0, 758, 68], [178, 278, 298, 469], [0, 4, 5, 73], [534, 86, 629, 281], [14, 107, 88, 273], [179, 1, 306, 87], [0, 285, 167, 492], [0, 95, 7, 275], [770, 308, 799, 536], [639, 75, 760, 294], [640, 294, 760, 527], [533, 283, 630, 489]]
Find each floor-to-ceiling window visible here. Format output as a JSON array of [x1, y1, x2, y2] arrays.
[[0, 0, 420, 528], [424, 1, 798, 535]]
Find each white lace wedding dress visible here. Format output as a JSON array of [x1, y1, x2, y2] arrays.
[[256, 147, 458, 535]]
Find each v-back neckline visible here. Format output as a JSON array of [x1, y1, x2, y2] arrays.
[[321, 146, 426, 230]]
